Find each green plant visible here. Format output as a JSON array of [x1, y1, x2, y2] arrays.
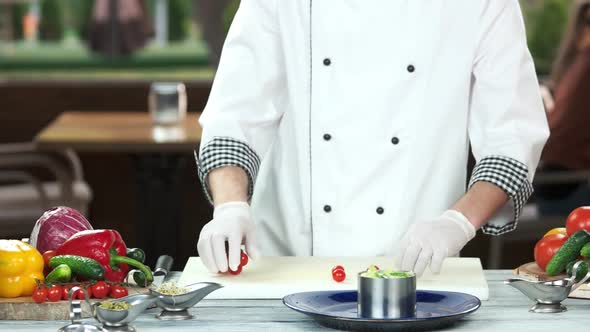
[[524, 0, 570, 75], [168, 0, 191, 42], [39, 0, 65, 41], [9, 3, 28, 40]]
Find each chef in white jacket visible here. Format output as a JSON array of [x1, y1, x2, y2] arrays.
[[195, 0, 549, 276]]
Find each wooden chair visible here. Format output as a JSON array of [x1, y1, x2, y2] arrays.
[[0, 143, 92, 238]]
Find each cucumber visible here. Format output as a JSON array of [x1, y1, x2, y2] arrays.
[[126, 248, 146, 264], [49, 255, 105, 280], [546, 230, 590, 275], [581, 242, 590, 258], [133, 271, 147, 287], [45, 264, 72, 283], [566, 260, 589, 281]]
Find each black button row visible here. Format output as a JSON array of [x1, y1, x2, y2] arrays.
[[323, 205, 385, 215], [323, 58, 414, 73], [323, 134, 399, 145]]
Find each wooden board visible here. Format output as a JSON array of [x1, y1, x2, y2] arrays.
[[0, 287, 148, 321], [514, 262, 590, 299], [179, 257, 489, 300]]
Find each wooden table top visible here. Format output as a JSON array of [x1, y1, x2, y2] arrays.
[[35, 112, 202, 153], [3, 271, 589, 331]]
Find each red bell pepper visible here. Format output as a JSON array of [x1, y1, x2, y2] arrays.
[[56, 229, 153, 284]]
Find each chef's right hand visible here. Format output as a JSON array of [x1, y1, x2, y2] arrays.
[[197, 201, 259, 273]]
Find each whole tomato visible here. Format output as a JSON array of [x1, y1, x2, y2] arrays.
[[47, 285, 62, 302], [110, 285, 128, 299], [32, 286, 47, 304], [534, 234, 568, 271], [566, 207, 590, 236], [92, 281, 109, 299], [42, 250, 56, 268]]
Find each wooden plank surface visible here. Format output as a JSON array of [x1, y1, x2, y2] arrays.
[[0, 287, 148, 320], [1, 271, 590, 331], [35, 112, 202, 153]]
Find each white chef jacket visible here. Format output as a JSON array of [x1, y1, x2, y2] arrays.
[[196, 0, 550, 257]]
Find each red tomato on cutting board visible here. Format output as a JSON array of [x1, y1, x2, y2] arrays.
[[565, 207, 590, 236], [534, 234, 568, 271]]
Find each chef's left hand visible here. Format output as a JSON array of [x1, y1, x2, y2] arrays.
[[395, 210, 476, 277]]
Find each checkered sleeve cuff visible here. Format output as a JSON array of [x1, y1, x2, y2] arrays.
[[468, 155, 533, 236], [195, 137, 261, 204]]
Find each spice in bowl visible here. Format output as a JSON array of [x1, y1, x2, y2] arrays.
[[152, 281, 189, 296], [99, 301, 131, 311]]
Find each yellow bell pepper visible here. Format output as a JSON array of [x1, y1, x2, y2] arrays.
[[0, 240, 44, 298]]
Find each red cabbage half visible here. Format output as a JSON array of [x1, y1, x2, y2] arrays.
[[30, 206, 93, 253]]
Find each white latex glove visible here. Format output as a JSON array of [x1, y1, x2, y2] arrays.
[[394, 210, 476, 277], [197, 201, 259, 273]]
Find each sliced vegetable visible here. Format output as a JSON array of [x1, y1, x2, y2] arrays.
[[45, 264, 72, 283], [534, 234, 568, 271], [50, 255, 105, 280], [30, 206, 93, 253], [546, 230, 590, 275], [361, 265, 414, 279]]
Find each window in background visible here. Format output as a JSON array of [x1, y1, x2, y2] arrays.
[[0, 0, 239, 80], [0, 0, 573, 80]]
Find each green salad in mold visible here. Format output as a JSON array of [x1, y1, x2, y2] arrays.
[[361, 265, 415, 279]]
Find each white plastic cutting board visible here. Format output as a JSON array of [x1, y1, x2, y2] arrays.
[[179, 257, 489, 300]]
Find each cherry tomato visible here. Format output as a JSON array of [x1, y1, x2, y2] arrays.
[[543, 227, 567, 238], [229, 265, 243, 275], [92, 281, 109, 299], [332, 269, 346, 283], [534, 234, 568, 271], [76, 285, 93, 300], [62, 284, 72, 300], [32, 286, 47, 303], [566, 207, 590, 236], [105, 282, 112, 296], [332, 265, 344, 273], [240, 250, 249, 267], [110, 285, 128, 299], [47, 285, 62, 302], [42, 250, 56, 268]]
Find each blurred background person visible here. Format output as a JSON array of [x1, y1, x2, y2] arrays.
[[89, 0, 154, 57], [537, 0, 590, 215]]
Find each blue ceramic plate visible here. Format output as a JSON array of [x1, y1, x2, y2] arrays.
[[283, 290, 481, 332]]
